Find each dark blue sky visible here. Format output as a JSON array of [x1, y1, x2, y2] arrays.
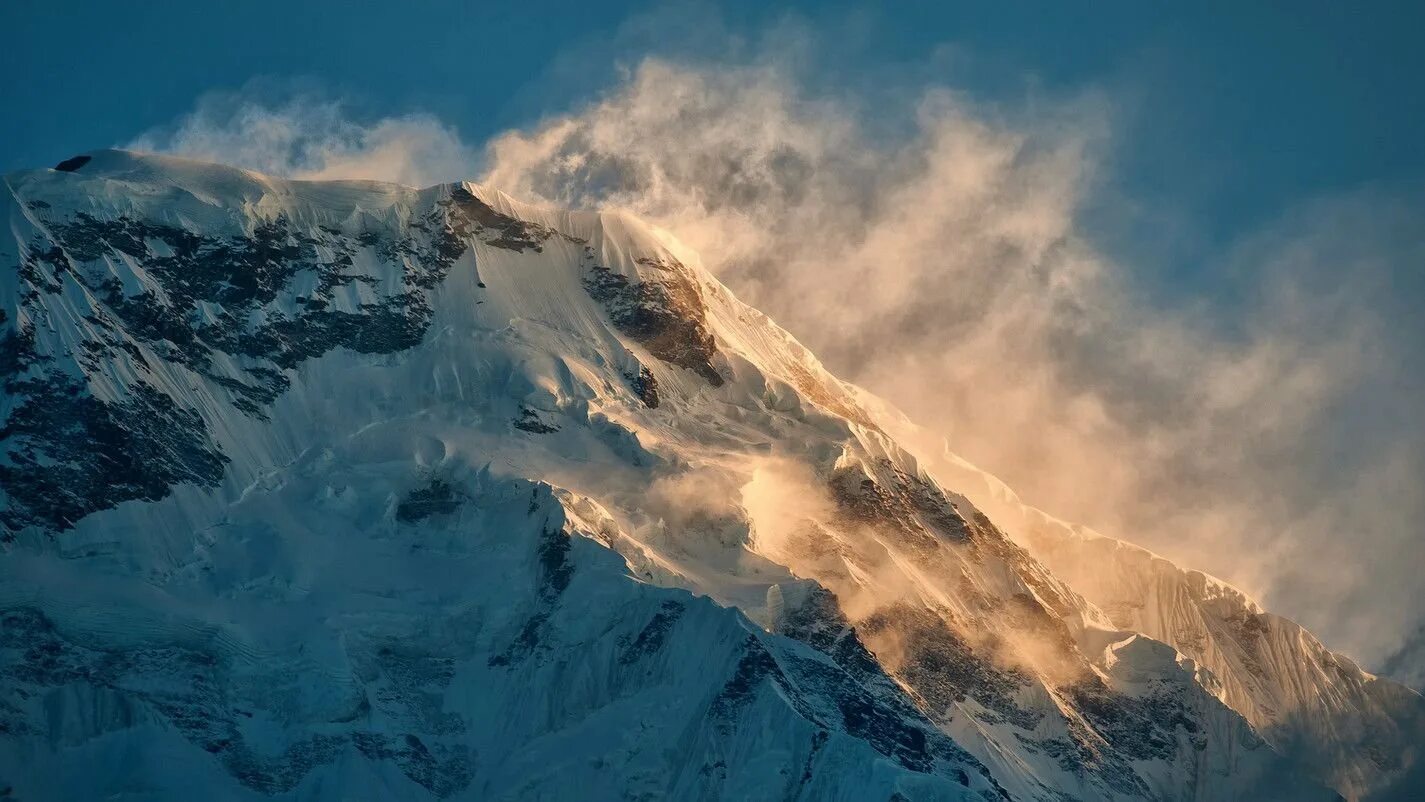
[[4, 0, 1423, 259]]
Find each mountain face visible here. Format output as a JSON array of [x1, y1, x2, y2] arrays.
[[0, 150, 1418, 801]]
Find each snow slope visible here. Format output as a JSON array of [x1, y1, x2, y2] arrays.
[[0, 150, 1416, 800], [855, 397, 1425, 801]]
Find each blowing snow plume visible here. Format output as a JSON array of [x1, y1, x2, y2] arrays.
[[128, 86, 479, 188], [740, 455, 1090, 689], [127, 56, 1425, 689], [480, 58, 1425, 688]]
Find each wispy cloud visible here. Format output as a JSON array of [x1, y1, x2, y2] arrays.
[[127, 85, 479, 187], [479, 55, 1425, 682], [125, 48, 1425, 686]]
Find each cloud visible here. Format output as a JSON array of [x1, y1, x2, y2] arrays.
[[479, 56, 1425, 682], [1381, 624, 1425, 691], [127, 85, 479, 187], [126, 49, 1425, 685]]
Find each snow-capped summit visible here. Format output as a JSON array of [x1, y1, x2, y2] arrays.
[[1, 150, 1419, 800]]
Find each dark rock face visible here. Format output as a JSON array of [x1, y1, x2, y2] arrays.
[[33, 211, 456, 375], [618, 600, 685, 665], [583, 257, 724, 387], [771, 584, 1009, 797], [0, 375, 228, 534], [828, 460, 986, 551], [439, 185, 554, 253], [52, 155, 91, 172], [512, 407, 560, 434], [396, 479, 466, 523], [708, 636, 783, 725], [775, 585, 908, 689], [860, 603, 1041, 730], [0, 185, 551, 537], [706, 627, 1010, 799], [625, 362, 661, 408], [488, 525, 576, 669]]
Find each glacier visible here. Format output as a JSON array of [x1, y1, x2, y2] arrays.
[[0, 150, 1420, 801]]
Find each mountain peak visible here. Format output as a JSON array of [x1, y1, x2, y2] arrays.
[[1, 154, 1417, 801]]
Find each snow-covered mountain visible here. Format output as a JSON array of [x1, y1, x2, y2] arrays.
[[0, 150, 1418, 801]]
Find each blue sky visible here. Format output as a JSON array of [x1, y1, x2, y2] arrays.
[[4, 2, 1424, 681]]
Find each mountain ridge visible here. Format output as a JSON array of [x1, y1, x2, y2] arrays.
[[0, 150, 1418, 801]]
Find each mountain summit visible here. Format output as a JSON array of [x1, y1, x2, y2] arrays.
[[1, 150, 1419, 801]]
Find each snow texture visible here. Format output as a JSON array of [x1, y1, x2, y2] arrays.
[[0, 151, 1419, 801]]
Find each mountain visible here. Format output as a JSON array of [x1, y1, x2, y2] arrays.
[[855, 403, 1425, 802], [0, 150, 1418, 801]]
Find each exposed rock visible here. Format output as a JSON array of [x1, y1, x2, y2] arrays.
[[396, 479, 466, 523], [583, 261, 724, 387]]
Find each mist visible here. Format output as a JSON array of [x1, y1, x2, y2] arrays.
[[126, 54, 1425, 688], [128, 86, 479, 188]]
